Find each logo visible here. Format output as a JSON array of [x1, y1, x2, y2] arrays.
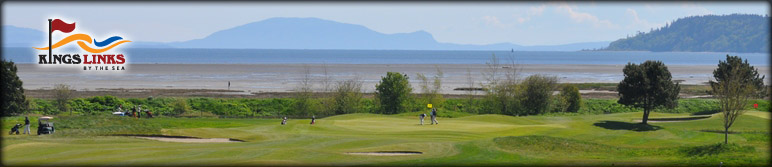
[[34, 19, 131, 71]]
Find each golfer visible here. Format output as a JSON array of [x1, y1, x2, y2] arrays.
[[132, 106, 137, 118], [23, 116, 30, 135], [116, 105, 123, 116], [310, 116, 316, 125], [431, 108, 439, 125], [281, 117, 287, 125], [419, 113, 426, 125]]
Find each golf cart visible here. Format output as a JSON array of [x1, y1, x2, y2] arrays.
[[37, 116, 54, 135]]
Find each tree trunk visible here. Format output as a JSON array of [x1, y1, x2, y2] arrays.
[[724, 127, 729, 144], [641, 109, 649, 124]]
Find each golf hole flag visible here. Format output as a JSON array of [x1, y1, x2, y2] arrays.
[[427, 104, 432, 109], [51, 19, 76, 33]]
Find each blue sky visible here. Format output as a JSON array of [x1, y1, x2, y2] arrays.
[[3, 1, 768, 46]]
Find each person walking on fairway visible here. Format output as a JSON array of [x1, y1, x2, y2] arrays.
[[23, 116, 30, 135], [281, 117, 288, 125], [431, 107, 439, 125], [310, 116, 316, 125], [419, 113, 426, 125]]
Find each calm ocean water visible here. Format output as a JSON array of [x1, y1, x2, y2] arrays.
[[3, 47, 769, 65]]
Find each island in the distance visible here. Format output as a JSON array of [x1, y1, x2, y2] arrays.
[[602, 14, 769, 53]]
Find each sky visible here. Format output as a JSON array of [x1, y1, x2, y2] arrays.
[[3, 1, 769, 46]]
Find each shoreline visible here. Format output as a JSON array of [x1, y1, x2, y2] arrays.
[[17, 64, 769, 95]]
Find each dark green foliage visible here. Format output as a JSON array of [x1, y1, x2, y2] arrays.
[[291, 93, 318, 116], [580, 99, 641, 114], [710, 55, 766, 144], [53, 84, 73, 115], [331, 79, 363, 115], [375, 72, 413, 114], [1, 59, 26, 116], [415, 67, 445, 111], [747, 99, 769, 111], [710, 55, 766, 98], [605, 14, 769, 53], [171, 98, 192, 116], [520, 75, 558, 115], [618, 61, 680, 124], [482, 83, 519, 115], [559, 85, 582, 113], [87, 95, 124, 109]]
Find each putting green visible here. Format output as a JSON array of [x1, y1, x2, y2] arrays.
[[2, 112, 769, 166]]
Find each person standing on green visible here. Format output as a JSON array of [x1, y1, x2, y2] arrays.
[[431, 108, 438, 125], [23, 116, 30, 135], [419, 113, 426, 125]]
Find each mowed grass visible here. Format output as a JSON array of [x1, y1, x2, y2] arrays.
[[2, 111, 769, 166]]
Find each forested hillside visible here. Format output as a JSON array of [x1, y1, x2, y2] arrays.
[[604, 14, 769, 53]]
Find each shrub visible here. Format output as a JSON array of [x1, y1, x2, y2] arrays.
[[53, 84, 73, 115], [375, 72, 413, 114], [416, 67, 445, 112], [331, 79, 364, 115], [171, 98, 192, 116], [559, 85, 582, 113], [519, 75, 559, 115]]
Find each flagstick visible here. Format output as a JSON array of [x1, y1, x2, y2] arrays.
[[48, 19, 52, 64]]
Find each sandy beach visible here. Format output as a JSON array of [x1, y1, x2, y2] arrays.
[[17, 64, 769, 95]]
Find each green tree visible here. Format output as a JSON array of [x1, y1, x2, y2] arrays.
[[1, 59, 26, 116], [711, 55, 766, 98], [375, 72, 412, 114], [520, 75, 558, 115], [292, 65, 318, 116], [617, 61, 680, 124], [559, 85, 583, 113], [54, 84, 73, 115], [332, 78, 363, 115], [416, 66, 445, 111], [482, 54, 522, 115], [710, 55, 766, 144], [171, 98, 192, 116]]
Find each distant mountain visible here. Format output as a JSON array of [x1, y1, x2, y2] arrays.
[[3, 25, 44, 47], [167, 17, 609, 51], [603, 14, 769, 53], [2, 18, 610, 51]]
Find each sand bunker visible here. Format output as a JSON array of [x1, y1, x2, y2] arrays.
[[114, 134, 244, 143], [345, 151, 423, 156]]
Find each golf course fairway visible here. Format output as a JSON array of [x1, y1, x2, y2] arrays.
[[2, 111, 769, 166]]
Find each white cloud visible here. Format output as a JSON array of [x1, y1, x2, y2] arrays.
[[626, 8, 662, 31], [511, 4, 546, 24], [528, 5, 546, 16], [482, 15, 506, 27], [681, 2, 714, 15], [554, 3, 618, 28]]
